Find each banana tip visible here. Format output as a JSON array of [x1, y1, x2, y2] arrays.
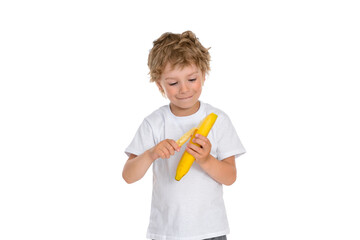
[[175, 176, 182, 181]]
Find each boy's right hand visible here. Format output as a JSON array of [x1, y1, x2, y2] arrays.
[[149, 139, 180, 161]]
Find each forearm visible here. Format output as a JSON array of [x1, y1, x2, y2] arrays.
[[198, 155, 237, 186], [123, 139, 180, 184], [122, 150, 154, 184]]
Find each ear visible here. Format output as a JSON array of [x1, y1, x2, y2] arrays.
[[201, 73, 206, 86], [156, 81, 163, 91], [156, 81, 166, 96]]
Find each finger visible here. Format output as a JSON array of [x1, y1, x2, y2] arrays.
[[165, 142, 175, 156], [162, 147, 171, 159], [196, 134, 212, 149], [195, 134, 207, 140], [195, 134, 210, 143], [186, 146, 200, 160], [158, 149, 166, 159], [192, 137, 206, 148], [187, 143, 203, 155], [168, 139, 180, 152]]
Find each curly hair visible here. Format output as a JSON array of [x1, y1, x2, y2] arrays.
[[148, 31, 211, 83]]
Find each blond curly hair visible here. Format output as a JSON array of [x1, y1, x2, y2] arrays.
[[148, 31, 211, 83]]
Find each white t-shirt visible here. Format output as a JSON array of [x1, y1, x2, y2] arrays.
[[125, 101, 246, 240]]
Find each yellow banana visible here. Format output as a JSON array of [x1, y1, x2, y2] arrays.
[[175, 113, 218, 181], [176, 127, 197, 147]]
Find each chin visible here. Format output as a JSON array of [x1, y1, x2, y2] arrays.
[[176, 99, 198, 109]]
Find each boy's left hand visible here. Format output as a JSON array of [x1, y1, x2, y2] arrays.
[[186, 134, 212, 164]]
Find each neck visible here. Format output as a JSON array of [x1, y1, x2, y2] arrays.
[[170, 101, 200, 117]]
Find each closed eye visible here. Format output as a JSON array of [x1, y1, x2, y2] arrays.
[[169, 79, 196, 86]]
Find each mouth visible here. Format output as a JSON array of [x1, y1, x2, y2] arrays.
[[177, 96, 193, 100]]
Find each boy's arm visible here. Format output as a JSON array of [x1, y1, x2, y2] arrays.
[[198, 155, 237, 186], [122, 151, 153, 184], [122, 139, 180, 184], [186, 134, 237, 186]]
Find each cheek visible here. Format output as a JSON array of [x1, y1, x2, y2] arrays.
[[164, 86, 177, 96], [194, 81, 203, 92]]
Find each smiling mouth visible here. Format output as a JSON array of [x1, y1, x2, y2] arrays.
[[178, 96, 192, 100]]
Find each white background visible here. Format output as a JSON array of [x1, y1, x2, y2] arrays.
[[1, 0, 359, 239]]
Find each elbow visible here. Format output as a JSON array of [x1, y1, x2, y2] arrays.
[[122, 170, 142, 184], [123, 177, 133, 184], [224, 177, 236, 186], [224, 171, 237, 186], [122, 171, 135, 184]]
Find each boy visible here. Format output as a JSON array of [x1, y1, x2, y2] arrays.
[[123, 31, 246, 240]]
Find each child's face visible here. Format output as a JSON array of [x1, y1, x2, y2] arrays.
[[157, 63, 205, 115]]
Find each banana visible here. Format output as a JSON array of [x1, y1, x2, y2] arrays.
[[176, 127, 197, 147], [175, 113, 218, 181]]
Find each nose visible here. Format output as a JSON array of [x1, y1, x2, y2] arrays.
[[179, 82, 189, 94]]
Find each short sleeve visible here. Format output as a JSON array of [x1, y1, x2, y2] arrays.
[[125, 119, 156, 157], [215, 114, 246, 160]]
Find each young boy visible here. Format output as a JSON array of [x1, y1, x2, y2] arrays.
[[123, 31, 246, 240]]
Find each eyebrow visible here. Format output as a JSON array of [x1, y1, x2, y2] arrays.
[[165, 71, 199, 81]]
